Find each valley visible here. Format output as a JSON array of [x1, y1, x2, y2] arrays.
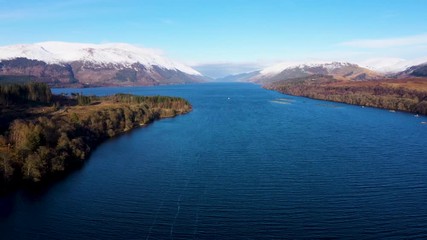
[[2, 1, 427, 239]]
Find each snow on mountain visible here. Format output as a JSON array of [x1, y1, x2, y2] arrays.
[[359, 57, 427, 73], [250, 60, 382, 84], [260, 58, 427, 77], [260, 60, 353, 76], [0, 41, 201, 76], [359, 58, 412, 73]]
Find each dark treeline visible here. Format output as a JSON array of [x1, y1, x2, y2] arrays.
[[0, 82, 52, 106], [0, 83, 191, 193], [267, 75, 427, 115], [111, 94, 191, 109], [74, 93, 191, 108]]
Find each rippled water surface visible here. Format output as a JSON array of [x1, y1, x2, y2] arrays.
[[1, 83, 427, 239]]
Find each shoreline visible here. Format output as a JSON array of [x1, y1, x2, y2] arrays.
[[265, 77, 427, 116], [0, 92, 192, 194], [269, 87, 427, 116]]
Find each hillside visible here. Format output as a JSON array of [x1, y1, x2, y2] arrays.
[[397, 63, 427, 77], [266, 75, 427, 115], [0, 42, 205, 87]]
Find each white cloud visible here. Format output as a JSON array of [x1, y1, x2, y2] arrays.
[[340, 33, 427, 48]]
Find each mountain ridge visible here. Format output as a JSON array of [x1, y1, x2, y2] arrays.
[[397, 62, 427, 77], [0, 41, 201, 75], [218, 60, 427, 84], [246, 61, 383, 84], [0, 42, 204, 87]]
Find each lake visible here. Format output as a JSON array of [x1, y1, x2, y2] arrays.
[[1, 83, 427, 239]]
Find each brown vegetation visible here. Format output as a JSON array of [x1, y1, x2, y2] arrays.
[[266, 75, 427, 115], [0, 82, 191, 192]]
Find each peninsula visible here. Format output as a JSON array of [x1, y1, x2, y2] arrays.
[[0, 82, 191, 192]]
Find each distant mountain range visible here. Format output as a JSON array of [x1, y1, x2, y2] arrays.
[[249, 61, 382, 84], [0, 42, 205, 87], [1, 42, 426, 87], [215, 71, 260, 82], [219, 60, 427, 84]]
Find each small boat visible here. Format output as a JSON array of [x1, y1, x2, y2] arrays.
[[389, 110, 396, 112], [415, 114, 420, 117]]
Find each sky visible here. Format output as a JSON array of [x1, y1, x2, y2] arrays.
[[1, 0, 427, 78]]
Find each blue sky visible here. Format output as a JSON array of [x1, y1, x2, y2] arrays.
[[1, 0, 427, 77]]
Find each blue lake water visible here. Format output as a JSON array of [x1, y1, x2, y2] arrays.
[[1, 83, 427, 239]]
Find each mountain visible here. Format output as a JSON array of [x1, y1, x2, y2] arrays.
[[397, 62, 427, 77], [215, 71, 260, 82], [248, 61, 383, 84], [0, 42, 205, 87], [359, 57, 427, 74]]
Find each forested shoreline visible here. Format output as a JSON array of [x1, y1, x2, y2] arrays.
[[266, 75, 427, 115], [0, 82, 191, 193]]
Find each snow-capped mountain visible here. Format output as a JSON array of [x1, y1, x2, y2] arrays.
[[0, 42, 204, 86], [249, 61, 382, 84], [260, 61, 350, 76], [397, 62, 427, 77], [359, 57, 427, 74]]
